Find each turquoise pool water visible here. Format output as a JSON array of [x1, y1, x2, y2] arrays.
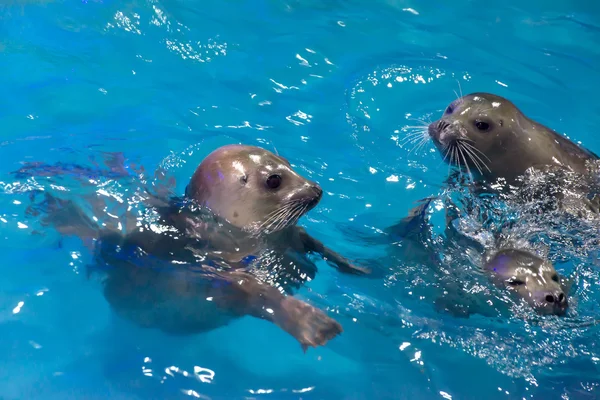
[[2, 0, 600, 399]]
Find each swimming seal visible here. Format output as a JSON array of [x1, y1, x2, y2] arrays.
[[428, 92, 599, 186], [383, 198, 572, 317], [34, 144, 368, 351], [484, 248, 568, 316]]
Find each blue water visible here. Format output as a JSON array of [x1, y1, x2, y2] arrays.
[[3, 0, 600, 399]]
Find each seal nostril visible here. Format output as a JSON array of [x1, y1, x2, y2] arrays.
[[545, 294, 555, 303], [558, 293, 565, 303]]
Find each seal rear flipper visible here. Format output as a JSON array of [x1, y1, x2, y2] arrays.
[[12, 155, 133, 182], [381, 197, 442, 266], [384, 197, 435, 242], [30, 192, 101, 244]]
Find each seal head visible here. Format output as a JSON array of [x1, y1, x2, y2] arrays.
[[185, 144, 323, 234], [484, 248, 568, 316], [428, 93, 598, 184]]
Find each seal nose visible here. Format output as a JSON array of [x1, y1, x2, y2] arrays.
[[544, 291, 568, 311], [311, 184, 323, 200], [427, 122, 439, 139], [304, 183, 323, 210], [428, 120, 451, 141]]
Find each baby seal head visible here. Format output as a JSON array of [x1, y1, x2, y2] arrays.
[[185, 144, 323, 234], [485, 248, 568, 316]]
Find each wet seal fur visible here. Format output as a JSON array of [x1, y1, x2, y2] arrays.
[[34, 144, 369, 352], [428, 92, 599, 187]]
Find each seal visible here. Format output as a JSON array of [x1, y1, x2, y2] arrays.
[[428, 92, 599, 186], [33, 144, 369, 351], [484, 248, 568, 316], [418, 93, 598, 294], [363, 197, 573, 317]]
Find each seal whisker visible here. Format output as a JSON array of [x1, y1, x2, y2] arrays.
[[258, 199, 310, 234], [460, 143, 484, 174], [399, 131, 428, 147], [400, 127, 426, 135], [446, 145, 457, 177], [400, 136, 427, 149], [457, 144, 473, 178], [271, 202, 306, 232], [442, 144, 452, 164], [263, 201, 301, 224], [461, 142, 492, 173], [461, 141, 492, 163], [454, 78, 464, 103], [287, 203, 308, 229], [278, 203, 303, 229], [403, 125, 430, 129], [451, 146, 460, 177], [405, 131, 430, 155], [260, 210, 288, 231], [401, 134, 431, 155], [407, 117, 432, 126], [461, 141, 491, 168], [256, 200, 303, 234], [400, 128, 428, 139], [260, 202, 296, 226], [412, 137, 430, 156], [267, 211, 289, 233]]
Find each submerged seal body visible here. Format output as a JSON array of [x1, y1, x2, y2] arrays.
[[36, 144, 368, 351], [428, 92, 599, 186]]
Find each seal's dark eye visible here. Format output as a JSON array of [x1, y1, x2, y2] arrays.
[[552, 274, 559, 282], [474, 120, 490, 131], [507, 278, 525, 286], [445, 105, 454, 114], [266, 174, 282, 189]]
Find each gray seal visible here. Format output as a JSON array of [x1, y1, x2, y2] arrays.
[[34, 144, 369, 352], [484, 248, 568, 316], [428, 92, 599, 186]]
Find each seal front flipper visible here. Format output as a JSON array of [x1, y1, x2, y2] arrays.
[[277, 296, 343, 353], [382, 197, 440, 266], [295, 227, 371, 275], [212, 270, 342, 351]]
